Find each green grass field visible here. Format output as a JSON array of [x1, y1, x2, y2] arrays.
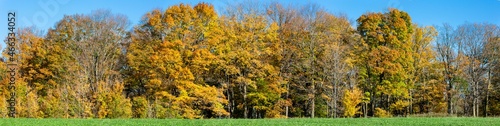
[[1, 117, 499, 126]]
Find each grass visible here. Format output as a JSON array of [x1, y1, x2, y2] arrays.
[[0, 117, 499, 126]]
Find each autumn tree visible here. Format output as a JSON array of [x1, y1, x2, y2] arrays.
[[266, 2, 355, 118], [409, 25, 447, 114], [220, 2, 286, 118], [343, 87, 362, 117], [5, 1, 500, 119], [316, 14, 354, 118], [354, 9, 414, 116], [42, 10, 132, 118], [265, 2, 294, 118], [454, 23, 499, 116], [487, 36, 500, 116], [279, 4, 339, 118], [434, 24, 461, 115], [0, 57, 7, 117], [13, 27, 68, 118], [5, 28, 38, 118], [6, 10, 133, 118], [126, 3, 228, 118]]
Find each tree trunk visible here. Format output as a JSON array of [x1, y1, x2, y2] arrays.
[[226, 83, 231, 118], [473, 82, 477, 117], [231, 85, 235, 118], [485, 69, 490, 117], [472, 79, 478, 117], [367, 63, 375, 117], [409, 91, 413, 115], [387, 95, 390, 111], [286, 82, 289, 118], [447, 81, 453, 115], [364, 102, 367, 118], [311, 80, 315, 118], [370, 92, 375, 116], [333, 81, 337, 118], [244, 84, 248, 119]]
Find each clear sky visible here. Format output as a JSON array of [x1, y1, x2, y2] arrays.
[[1, 0, 499, 48]]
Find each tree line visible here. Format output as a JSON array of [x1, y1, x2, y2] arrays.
[[1, 2, 499, 118]]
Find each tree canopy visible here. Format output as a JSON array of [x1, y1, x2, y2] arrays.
[[1, 2, 499, 118]]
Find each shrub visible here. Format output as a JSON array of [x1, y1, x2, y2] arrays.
[[343, 88, 363, 117], [132, 96, 148, 118], [374, 108, 392, 118]]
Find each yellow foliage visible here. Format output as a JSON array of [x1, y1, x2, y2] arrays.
[[40, 89, 64, 118], [0, 67, 8, 117], [130, 97, 147, 118], [266, 99, 291, 118], [343, 88, 363, 117], [375, 108, 392, 118], [96, 81, 132, 118], [390, 100, 410, 111], [26, 90, 42, 118]]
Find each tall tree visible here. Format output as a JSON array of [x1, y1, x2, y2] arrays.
[[126, 3, 229, 118], [315, 13, 354, 118], [0, 57, 7, 118], [355, 9, 414, 116], [487, 36, 500, 116], [455, 23, 498, 116], [221, 2, 285, 118], [265, 2, 297, 118], [409, 25, 446, 114], [45, 10, 131, 117]]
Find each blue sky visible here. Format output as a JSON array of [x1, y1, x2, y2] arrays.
[[1, 0, 499, 48]]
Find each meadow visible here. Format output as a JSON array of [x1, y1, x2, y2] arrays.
[[1, 117, 499, 126]]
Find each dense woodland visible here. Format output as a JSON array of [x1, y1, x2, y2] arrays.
[[1, 2, 500, 118]]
